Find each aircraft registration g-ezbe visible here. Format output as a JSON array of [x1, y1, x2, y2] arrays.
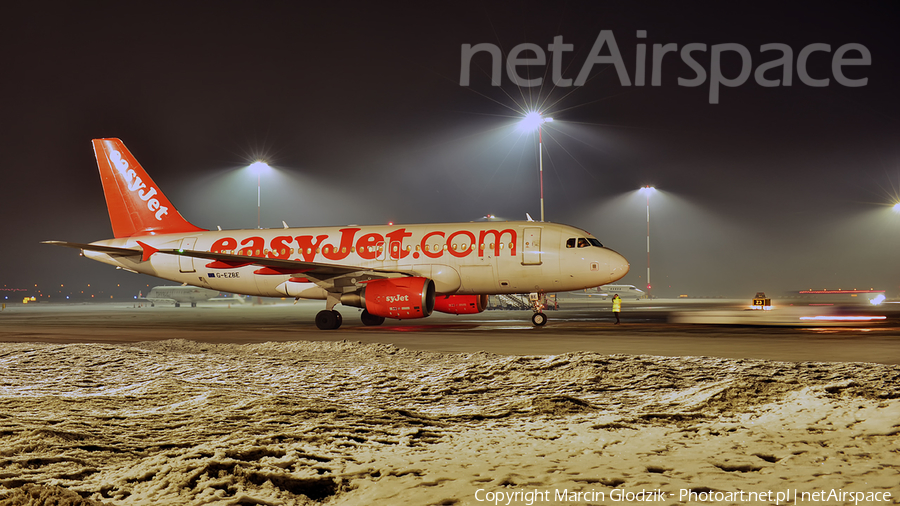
[[45, 139, 629, 329]]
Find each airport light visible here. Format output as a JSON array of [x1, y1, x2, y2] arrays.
[[639, 186, 656, 298], [249, 161, 271, 229], [518, 111, 553, 222], [893, 202, 900, 213]]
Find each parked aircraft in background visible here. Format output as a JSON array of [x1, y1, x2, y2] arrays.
[[138, 286, 222, 307], [45, 139, 629, 329], [598, 284, 645, 300]]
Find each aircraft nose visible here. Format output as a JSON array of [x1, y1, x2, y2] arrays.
[[606, 248, 630, 282]]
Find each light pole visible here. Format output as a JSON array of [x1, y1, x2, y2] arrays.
[[639, 186, 656, 298], [249, 161, 270, 229], [518, 111, 554, 222]]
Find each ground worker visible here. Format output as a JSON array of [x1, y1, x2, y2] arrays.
[[612, 294, 621, 324]]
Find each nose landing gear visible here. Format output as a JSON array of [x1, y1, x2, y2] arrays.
[[529, 292, 547, 326]]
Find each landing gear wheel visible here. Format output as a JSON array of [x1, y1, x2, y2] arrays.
[[191, 302, 197, 308], [532, 312, 547, 326], [316, 309, 343, 330], [174, 303, 180, 308], [360, 309, 385, 326]]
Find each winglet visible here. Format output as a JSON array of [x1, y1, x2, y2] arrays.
[[136, 241, 159, 262]]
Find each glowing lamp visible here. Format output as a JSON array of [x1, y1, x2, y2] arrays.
[[249, 161, 271, 174], [518, 111, 553, 132]]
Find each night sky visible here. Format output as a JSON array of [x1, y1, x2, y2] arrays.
[[2, 1, 899, 300]]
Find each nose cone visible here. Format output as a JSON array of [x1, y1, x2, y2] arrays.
[[605, 248, 630, 283]]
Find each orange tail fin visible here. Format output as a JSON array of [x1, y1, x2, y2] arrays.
[[93, 138, 206, 238]]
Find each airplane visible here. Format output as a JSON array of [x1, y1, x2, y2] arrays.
[[44, 139, 630, 329], [598, 284, 645, 300], [138, 286, 222, 307]]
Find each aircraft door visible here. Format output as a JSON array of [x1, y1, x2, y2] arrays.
[[522, 228, 542, 265], [389, 240, 402, 260], [179, 237, 197, 273]]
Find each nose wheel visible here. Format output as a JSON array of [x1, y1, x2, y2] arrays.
[[529, 291, 548, 326], [315, 309, 343, 330]]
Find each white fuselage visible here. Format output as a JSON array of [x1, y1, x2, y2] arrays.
[[86, 221, 629, 299]]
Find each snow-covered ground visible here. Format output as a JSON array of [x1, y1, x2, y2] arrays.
[[0, 340, 897, 505]]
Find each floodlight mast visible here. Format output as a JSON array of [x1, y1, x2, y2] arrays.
[[518, 112, 553, 222], [640, 186, 656, 298], [249, 161, 271, 229]]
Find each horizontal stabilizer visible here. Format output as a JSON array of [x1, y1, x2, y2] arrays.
[[42, 241, 141, 256]]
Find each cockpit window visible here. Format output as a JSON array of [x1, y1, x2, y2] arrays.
[[588, 238, 603, 248], [577, 238, 590, 248], [566, 238, 576, 248]]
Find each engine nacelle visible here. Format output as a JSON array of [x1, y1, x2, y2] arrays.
[[433, 294, 488, 315], [341, 277, 435, 319]]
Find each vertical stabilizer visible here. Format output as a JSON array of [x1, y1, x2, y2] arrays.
[[93, 138, 206, 238]]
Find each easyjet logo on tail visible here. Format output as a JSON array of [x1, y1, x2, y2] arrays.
[[109, 149, 169, 221]]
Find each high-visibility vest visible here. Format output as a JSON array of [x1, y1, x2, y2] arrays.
[[612, 297, 621, 312]]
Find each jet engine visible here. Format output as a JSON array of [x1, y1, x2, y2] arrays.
[[342, 277, 435, 319], [433, 294, 488, 315]]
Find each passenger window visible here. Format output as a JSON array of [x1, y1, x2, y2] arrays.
[[566, 238, 576, 248]]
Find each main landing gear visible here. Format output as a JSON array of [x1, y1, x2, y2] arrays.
[[315, 310, 343, 330], [316, 309, 385, 329], [529, 292, 548, 327], [360, 309, 385, 326]]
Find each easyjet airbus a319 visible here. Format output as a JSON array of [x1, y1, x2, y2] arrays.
[[46, 139, 629, 329]]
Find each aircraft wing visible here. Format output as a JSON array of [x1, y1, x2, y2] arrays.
[[157, 247, 405, 281]]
